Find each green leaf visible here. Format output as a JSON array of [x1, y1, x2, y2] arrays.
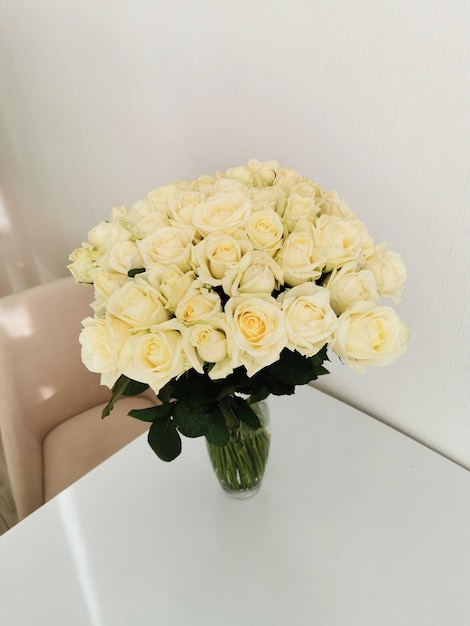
[[158, 380, 177, 405], [101, 375, 131, 418], [254, 346, 330, 394], [170, 370, 216, 406], [310, 364, 330, 379], [248, 385, 270, 405], [122, 379, 149, 396], [228, 396, 261, 430], [101, 375, 150, 418], [173, 402, 213, 438], [147, 418, 182, 462], [129, 404, 172, 422], [272, 350, 312, 385], [205, 412, 230, 447], [127, 268, 145, 278]]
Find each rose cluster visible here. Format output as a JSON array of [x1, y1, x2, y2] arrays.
[[68, 159, 409, 395]]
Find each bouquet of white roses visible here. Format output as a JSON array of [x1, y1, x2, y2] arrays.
[[68, 159, 409, 465]]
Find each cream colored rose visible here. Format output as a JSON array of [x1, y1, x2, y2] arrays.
[[79, 314, 130, 388], [226, 296, 287, 376], [222, 250, 283, 297], [191, 174, 216, 191], [313, 215, 364, 271], [175, 282, 222, 325], [191, 232, 251, 286], [182, 315, 236, 379], [88, 221, 131, 258], [214, 177, 250, 195], [109, 205, 127, 223], [123, 320, 187, 394], [323, 262, 380, 315], [362, 243, 407, 303], [107, 241, 144, 275], [192, 192, 251, 236], [222, 165, 251, 185], [331, 301, 410, 374], [91, 271, 128, 316], [319, 190, 354, 218], [145, 264, 196, 314], [291, 180, 323, 200], [67, 244, 100, 284], [272, 166, 303, 190], [127, 197, 156, 222], [353, 218, 374, 250], [282, 193, 321, 233], [248, 186, 286, 214], [276, 229, 325, 286], [225, 159, 279, 187], [137, 224, 194, 271], [125, 195, 170, 233], [244, 209, 284, 255], [145, 181, 191, 213], [129, 210, 169, 239], [106, 277, 169, 329], [168, 189, 203, 227], [278, 283, 337, 357]]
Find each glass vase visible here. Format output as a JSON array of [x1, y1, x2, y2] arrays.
[[206, 400, 270, 498]]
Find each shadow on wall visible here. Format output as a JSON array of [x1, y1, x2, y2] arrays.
[[0, 187, 42, 297]]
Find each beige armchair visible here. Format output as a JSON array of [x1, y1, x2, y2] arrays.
[[0, 277, 155, 520]]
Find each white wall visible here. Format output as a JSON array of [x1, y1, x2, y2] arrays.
[[1, 1, 469, 466]]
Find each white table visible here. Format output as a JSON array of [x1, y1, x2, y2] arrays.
[[1, 386, 469, 625]]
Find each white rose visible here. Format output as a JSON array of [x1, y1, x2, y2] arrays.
[[191, 232, 251, 286], [313, 215, 364, 271], [91, 271, 128, 316], [278, 283, 337, 357], [145, 264, 196, 314], [125, 195, 170, 233], [353, 218, 374, 250], [214, 177, 250, 195], [319, 190, 354, 218], [222, 250, 283, 297], [109, 205, 127, 223], [123, 320, 187, 394], [191, 174, 216, 191], [225, 159, 279, 187], [145, 182, 191, 213], [174, 282, 222, 325], [248, 187, 286, 214], [67, 244, 100, 284], [323, 262, 380, 315], [88, 221, 131, 258], [276, 229, 325, 286], [244, 209, 284, 255], [362, 243, 407, 303], [272, 166, 303, 190], [192, 192, 251, 236], [168, 189, 202, 227], [106, 277, 169, 329], [226, 296, 287, 376], [291, 179, 323, 200], [331, 301, 410, 374], [282, 193, 321, 233], [129, 211, 169, 239], [137, 224, 195, 271], [107, 241, 144, 275], [79, 314, 130, 388], [182, 315, 236, 379], [127, 197, 156, 223]]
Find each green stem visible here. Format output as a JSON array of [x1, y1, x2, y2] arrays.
[[207, 419, 271, 493]]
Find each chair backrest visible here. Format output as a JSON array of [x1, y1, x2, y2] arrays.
[[0, 277, 111, 514]]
